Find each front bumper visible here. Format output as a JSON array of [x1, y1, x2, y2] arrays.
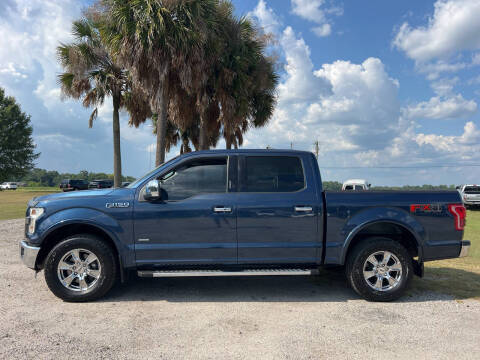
[[459, 240, 470, 258], [19, 240, 40, 269]]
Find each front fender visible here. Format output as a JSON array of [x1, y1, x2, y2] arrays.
[[327, 206, 426, 265], [27, 208, 133, 269]]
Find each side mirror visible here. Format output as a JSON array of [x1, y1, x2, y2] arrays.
[[144, 180, 161, 201]]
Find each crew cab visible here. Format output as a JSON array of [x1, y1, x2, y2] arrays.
[[19, 149, 470, 302]]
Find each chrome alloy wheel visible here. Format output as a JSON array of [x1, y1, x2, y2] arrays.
[[57, 248, 101, 292], [362, 251, 403, 292]]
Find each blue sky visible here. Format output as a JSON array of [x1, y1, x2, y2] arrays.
[[1, 0, 480, 185]]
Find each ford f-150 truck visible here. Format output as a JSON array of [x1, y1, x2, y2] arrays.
[[20, 149, 470, 302]]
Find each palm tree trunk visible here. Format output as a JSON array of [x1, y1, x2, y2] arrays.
[[112, 94, 122, 188], [198, 118, 208, 150], [155, 89, 168, 166], [226, 137, 232, 149]]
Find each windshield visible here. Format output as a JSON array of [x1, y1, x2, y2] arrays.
[[127, 155, 181, 188]]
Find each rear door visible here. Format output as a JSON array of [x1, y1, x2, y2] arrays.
[[236, 154, 322, 264]]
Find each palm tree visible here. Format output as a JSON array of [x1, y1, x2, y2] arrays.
[[213, 4, 278, 149], [181, 1, 278, 150], [101, 0, 218, 165], [57, 18, 127, 187]]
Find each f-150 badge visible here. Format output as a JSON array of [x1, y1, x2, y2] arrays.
[[106, 202, 130, 208]]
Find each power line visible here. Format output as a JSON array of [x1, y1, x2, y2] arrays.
[[321, 164, 480, 169]]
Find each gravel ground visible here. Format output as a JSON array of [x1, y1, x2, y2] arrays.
[[1, 218, 480, 360]]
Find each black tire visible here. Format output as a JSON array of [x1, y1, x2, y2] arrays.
[[346, 237, 413, 302], [44, 234, 117, 302]]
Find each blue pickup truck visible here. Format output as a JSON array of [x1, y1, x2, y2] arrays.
[[20, 149, 470, 302]]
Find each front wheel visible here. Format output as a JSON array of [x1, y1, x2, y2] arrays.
[[44, 234, 117, 302], [346, 238, 413, 302]]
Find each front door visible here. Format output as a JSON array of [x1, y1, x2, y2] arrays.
[[133, 156, 237, 266]]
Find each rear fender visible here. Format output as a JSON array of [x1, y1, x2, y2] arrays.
[[338, 207, 425, 264]]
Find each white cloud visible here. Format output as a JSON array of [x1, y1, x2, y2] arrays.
[[0, 1, 83, 96], [418, 60, 467, 80], [416, 121, 480, 152], [291, 0, 342, 37], [312, 24, 331, 37], [468, 75, 480, 85], [472, 52, 480, 65], [277, 27, 332, 103], [248, 0, 282, 34], [393, 0, 480, 62], [0, 63, 27, 78], [430, 77, 459, 96], [405, 94, 477, 120], [245, 27, 403, 158]]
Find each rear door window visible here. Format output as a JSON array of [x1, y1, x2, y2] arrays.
[[242, 156, 304, 192]]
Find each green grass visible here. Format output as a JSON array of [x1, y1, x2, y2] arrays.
[[0, 187, 60, 220], [413, 210, 480, 300]]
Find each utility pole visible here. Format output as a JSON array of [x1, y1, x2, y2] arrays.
[[314, 140, 319, 159], [290, 142, 293, 149]]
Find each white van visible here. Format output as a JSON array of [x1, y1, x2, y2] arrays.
[[342, 179, 370, 191]]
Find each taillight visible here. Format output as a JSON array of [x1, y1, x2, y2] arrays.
[[448, 204, 466, 231]]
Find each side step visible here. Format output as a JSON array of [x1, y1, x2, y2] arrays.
[[138, 269, 315, 278]]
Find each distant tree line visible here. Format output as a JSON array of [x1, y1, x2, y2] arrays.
[[371, 184, 457, 191], [13, 168, 135, 187], [322, 181, 457, 191]]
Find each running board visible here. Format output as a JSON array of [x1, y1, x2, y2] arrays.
[[137, 269, 314, 278]]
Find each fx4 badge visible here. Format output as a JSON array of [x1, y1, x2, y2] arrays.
[[410, 204, 442, 213], [106, 202, 130, 208]]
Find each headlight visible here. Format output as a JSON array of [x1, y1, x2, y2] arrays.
[[27, 207, 44, 234]]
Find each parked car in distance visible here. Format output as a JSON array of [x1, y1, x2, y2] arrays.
[[121, 182, 131, 187], [20, 149, 469, 303], [0, 182, 18, 190], [458, 184, 480, 208], [342, 179, 370, 191], [88, 179, 113, 189], [59, 179, 89, 192]]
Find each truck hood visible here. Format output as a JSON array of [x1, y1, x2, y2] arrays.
[[29, 188, 116, 207]]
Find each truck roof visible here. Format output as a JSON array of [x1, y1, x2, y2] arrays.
[[179, 149, 315, 156]]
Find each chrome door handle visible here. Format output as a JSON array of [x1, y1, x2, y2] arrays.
[[294, 206, 312, 212], [213, 207, 232, 213]]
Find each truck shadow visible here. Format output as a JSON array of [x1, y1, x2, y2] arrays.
[[101, 267, 480, 303]]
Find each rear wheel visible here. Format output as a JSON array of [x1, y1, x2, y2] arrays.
[[346, 238, 413, 302], [44, 234, 117, 302]]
